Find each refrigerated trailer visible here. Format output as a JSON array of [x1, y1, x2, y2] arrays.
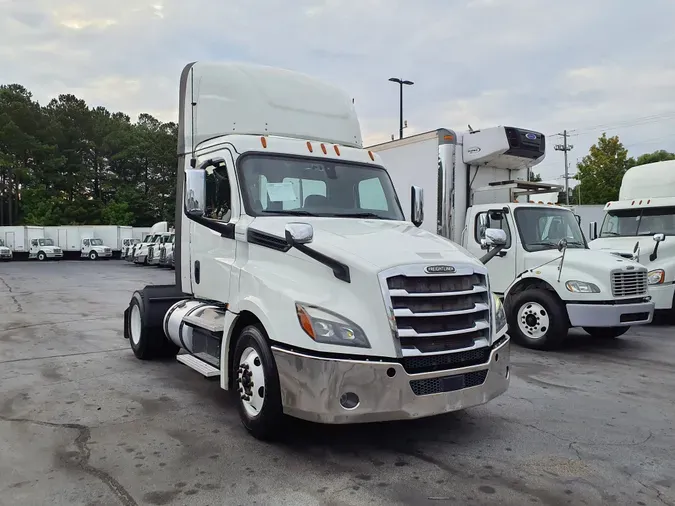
[[368, 128, 654, 349], [122, 61, 511, 440]]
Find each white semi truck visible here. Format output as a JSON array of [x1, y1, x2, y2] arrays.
[[129, 222, 169, 264], [123, 61, 511, 440], [368, 129, 654, 349], [588, 159, 675, 318]]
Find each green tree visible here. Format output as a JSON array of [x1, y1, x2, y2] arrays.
[[630, 149, 675, 167], [574, 133, 632, 205]]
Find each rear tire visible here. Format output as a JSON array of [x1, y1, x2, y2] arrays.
[[507, 288, 569, 350], [125, 289, 181, 360], [583, 326, 629, 339], [232, 324, 284, 441]]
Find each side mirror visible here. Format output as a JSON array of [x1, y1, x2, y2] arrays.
[[575, 214, 581, 225], [589, 221, 598, 241], [557, 238, 568, 252], [653, 233, 665, 242], [285, 222, 314, 246], [410, 185, 424, 228], [481, 228, 506, 248], [184, 168, 206, 216]]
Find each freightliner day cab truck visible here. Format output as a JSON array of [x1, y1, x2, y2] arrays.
[[368, 129, 655, 349], [588, 159, 675, 319], [123, 61, 511, 440]]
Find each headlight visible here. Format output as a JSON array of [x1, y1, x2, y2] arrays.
[[648, 269, 665, 285], [565, 280, 600, 293], [295, 303, 370, 348], [493, 294, 507, 333]]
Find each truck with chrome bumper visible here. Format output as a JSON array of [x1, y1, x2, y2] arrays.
[[121, 60, 511, 442]]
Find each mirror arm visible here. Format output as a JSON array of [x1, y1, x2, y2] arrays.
[[480, 244, 505, 265], [650, 242, 660, 262]]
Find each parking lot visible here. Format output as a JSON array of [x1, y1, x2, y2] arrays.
[[1, 260, 674, 506]]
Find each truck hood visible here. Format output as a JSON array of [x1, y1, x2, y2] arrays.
[[523, 247, 644, 273], [589, 236, 673, 264], [249, 217, 483, 271]]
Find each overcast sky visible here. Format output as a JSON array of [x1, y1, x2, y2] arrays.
[[2, 0, 675, 183]]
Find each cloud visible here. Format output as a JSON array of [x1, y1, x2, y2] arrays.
[[1, 0, 675, 181]]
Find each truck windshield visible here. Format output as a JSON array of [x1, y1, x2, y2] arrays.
[[170, 235, 175, 243], [90, 239, 103, 246], [0, 240, 4, 246], [38, 239, 54, 246], [514, 207, 587, 251], [600, 206, 675, 237], [236, 154, 405, 220], [142, 235, 151, 243]]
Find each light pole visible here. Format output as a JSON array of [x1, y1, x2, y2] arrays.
[[388, 77, 414, 139]]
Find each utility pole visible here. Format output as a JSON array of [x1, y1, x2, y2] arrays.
[[554, 130, 574, 205], [388, 77, 414, 139]]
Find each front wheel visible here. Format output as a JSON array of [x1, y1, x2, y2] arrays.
[[37, 251, 46, 261], [507, 289, 569, 350], [89, 251, 98, 260], [232, 324, 284, 441], [583, 326, 630, 339]]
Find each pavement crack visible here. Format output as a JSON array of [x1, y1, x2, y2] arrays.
[[0, 275, 23, 313], [1, 316, 116, 332], [0, 416, 137, 506], [636, 478, 672, 506], [0, 347, 129, 365]]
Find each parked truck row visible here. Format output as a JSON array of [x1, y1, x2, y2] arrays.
[[119, 61, 658, 442], [0, 225, 152, 260], [123, 222, 176, 269]]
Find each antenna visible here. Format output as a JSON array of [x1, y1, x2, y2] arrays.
[[190, 67, 197, 168]]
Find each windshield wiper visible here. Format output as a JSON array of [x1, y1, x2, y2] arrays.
[[262, 209, 318, 216], [528, 241, 558, 247], [336, 212, 388, 219], [600, 231, 620, 236]]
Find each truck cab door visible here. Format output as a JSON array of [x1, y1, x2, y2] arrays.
[[82, 239, 89, 254], [188, 149, 238, 302], [466, 208, 517, 295]]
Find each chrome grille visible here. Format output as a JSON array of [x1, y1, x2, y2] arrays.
[[611, 270, 647, 297], [148, 245, 154, 260], [160, 248, 166, 261], [383, 265, 491, 356]]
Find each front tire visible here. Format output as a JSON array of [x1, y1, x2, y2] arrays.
[[37, 251, 46, 261], [89, 250, 98, 260], [126, 291, 180, 360], [583, 326, 630, 339], [232, 324, 284, 441], [507, 289, 569, 350]]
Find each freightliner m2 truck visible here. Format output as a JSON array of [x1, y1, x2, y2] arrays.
[[123, 62, 511, 440], [368, 129, 655, 350], [588, 159, 675, 319]]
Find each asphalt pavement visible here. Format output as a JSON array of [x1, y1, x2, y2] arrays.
[[1, 260, 673, 506]]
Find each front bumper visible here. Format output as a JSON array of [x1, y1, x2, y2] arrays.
[[566, 300, 654, 327], [271, 336, 510, 424], [133, 253, 147, 263], [648, 283, 675, 311], [46, 251, 63, 258]]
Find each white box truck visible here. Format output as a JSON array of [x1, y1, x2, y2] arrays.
[[588, 159, 675, 318], [368, 128, 654, 349], [122, 61, 511, 440]]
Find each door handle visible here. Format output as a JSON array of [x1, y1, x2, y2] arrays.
[[194, 260, 200, 284], [497, 250, 507, 257]]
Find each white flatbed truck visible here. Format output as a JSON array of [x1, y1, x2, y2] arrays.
[[123, 62, 511, 440]]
